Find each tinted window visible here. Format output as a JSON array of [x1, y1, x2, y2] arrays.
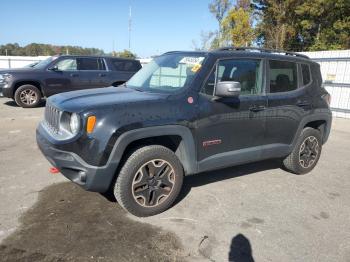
[[201, 59, 263, 96], [111, 60, 140, 72], [55, 58, 77, 71], [269, 60, 297, 93], [77, 58, 100, 70], [98, 59, 106, 70], [301, 64, 311, 85]]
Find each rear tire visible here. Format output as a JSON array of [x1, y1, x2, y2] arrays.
[[14, 84, 42, 108], [114, 145, 184, 217], [283, 127, 322, 174]]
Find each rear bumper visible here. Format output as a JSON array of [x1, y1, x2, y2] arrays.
[[36, 124, 117, 192]]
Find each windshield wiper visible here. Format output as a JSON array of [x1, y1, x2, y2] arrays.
[[133, 87, 144, 92]]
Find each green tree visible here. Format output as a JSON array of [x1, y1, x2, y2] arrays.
[[222, 4, 255, 47], [209, 0, 232, 47], [0, 43, 105, 56], [192, 31, 216, 50], [295, 0, 350, 50], [116, 49, 137, 59], [253, 0, 350, 51], [253, 0, 301, 50]]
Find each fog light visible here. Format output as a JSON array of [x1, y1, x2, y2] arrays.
[[79, 171, 87, 183]]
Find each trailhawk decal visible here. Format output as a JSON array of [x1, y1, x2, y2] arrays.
[[179, 56, 205, 65], [203, 139, 222, 147]]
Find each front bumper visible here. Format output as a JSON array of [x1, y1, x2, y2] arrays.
[[1, 82, 12, 98], [0, 83, 5, 97], [36, 124, 117, 192]]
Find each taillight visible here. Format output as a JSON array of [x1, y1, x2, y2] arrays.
[[322, 93, 331, 106]]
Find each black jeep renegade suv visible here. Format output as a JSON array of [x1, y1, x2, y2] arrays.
[[1, 55, 141, 108], [36, 47, 332, 217]]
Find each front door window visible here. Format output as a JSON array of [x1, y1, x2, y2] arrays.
[[201, 58, 263, 96], [55, 58, 77, 71]]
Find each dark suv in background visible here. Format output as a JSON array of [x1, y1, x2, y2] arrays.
[[0, 55, 141, 107], [37, 47, 332, 217]]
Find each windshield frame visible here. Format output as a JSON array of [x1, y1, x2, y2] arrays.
[[126, 52, 208, 94], [33, 56, 58, 69]]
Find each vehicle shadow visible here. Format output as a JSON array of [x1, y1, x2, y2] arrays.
[[228, 233, 255, 262], [175, 159, 281, 205], [3, 100, 46, 108], [3, 100, 19, 107], [102, 159, 282, 204]]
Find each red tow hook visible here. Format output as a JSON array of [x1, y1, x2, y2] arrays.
[[49, 167, 60, 174]]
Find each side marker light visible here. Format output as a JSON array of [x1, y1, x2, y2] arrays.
[[87, 116, 96, 134]]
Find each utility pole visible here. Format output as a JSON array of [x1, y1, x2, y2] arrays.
[[128, 4, 132, 50]]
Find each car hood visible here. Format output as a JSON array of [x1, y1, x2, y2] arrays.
[[0, 68, 40, 74], [49, 86, 168, 112]]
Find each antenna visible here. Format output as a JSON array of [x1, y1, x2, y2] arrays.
[[128, 4, 132, 50]]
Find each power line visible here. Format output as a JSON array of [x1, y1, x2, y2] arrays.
[[128, 4, 132, 50]]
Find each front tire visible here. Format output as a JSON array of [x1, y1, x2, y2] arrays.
[[114, 145, 184, 217], [283, 127, 322, 174], [14, 84, 42, 108]]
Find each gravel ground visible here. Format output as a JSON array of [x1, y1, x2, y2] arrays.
[[0, 98, 349, 261]]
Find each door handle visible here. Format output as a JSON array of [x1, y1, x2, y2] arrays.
[[99, 73, 106, 77], [296, 100, 311, 107], [249, 105, 266, 112], [70, 73, 79, 77]]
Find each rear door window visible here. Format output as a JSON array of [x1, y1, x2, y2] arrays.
[[269, 60, 298, 93], [98, 58, 106, 70], [77, 58, 102, 71], [111, 60, 140, 72]]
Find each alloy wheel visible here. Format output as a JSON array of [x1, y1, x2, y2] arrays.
[[19, 89, 38, 105], [131, 159, 175, 207], [299, 136, 319, 168]]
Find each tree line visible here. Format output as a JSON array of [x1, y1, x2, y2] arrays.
[[0, 43, 137, 58], [194, 0, 350, 51]]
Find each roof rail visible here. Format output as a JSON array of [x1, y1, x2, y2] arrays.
[[216, 46, 309, 59]]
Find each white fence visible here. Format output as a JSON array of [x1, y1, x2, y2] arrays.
[[300, 50, 350, 119], [0, 56, 50, 69]]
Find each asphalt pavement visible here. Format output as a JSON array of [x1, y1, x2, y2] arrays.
[[0, 98, 349, 261]]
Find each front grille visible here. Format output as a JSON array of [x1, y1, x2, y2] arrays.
[[44, 104, 61, 133]]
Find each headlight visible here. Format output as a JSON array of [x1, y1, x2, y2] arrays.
[[69, 113, 80, 135], [0, 74, 11, 83], [1, 73, 11, 79]]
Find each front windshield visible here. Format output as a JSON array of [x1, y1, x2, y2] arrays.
[[33, 56, 58, 69], [127, 53, 206, 93]]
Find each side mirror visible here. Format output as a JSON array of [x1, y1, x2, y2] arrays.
[[215, 81, 241, 97], [48, 65, 59, 71]]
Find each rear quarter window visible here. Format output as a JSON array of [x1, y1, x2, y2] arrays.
[[111, 59, 141, 72], [301, 64, 312, 86]]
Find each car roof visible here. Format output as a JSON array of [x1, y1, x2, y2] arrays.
[[164, 47, 314, 64], [57, 55, 139, 62]]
